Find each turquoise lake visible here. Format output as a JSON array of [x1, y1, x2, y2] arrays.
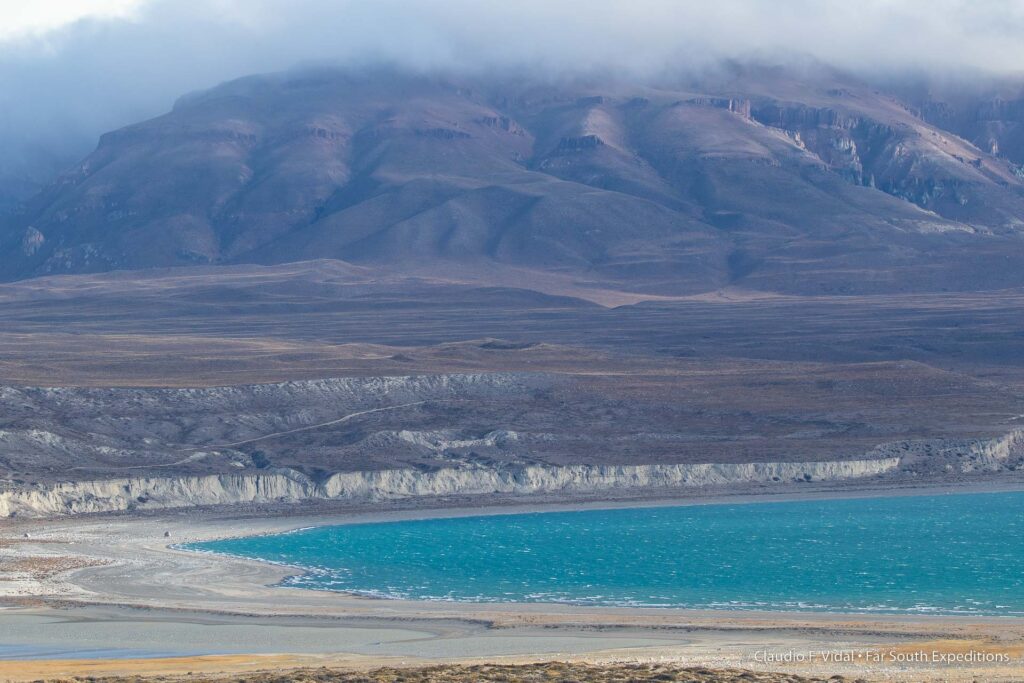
[[186, 491, 1024, 615]]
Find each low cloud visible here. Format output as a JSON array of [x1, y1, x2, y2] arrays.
[[2, 0, 1024, 194]]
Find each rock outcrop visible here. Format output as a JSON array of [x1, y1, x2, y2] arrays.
[[965, 428, 1024, 472], [866, 429, 1024, 476], [0, 457, 900, 518]]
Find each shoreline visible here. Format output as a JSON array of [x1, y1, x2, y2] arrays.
[[3, 487, 1024, 681], [177, 487, 1024, 620], [169, 478, 1024, 538]]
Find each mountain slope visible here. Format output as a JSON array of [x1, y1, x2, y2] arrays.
[[4, 66, 1024, 293]]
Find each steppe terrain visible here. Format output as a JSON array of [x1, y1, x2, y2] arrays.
[[1, 263, 1023, 515], [2, 65, 1024, 683], [2, 67, 1023, 513], [1, 264, 1023, 679]]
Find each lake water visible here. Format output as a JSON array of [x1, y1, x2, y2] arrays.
[[186, 491, 1024, 615]]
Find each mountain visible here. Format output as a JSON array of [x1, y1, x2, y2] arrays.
[[4, 64, 1024, 294]]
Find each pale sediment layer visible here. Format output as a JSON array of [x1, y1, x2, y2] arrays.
[[0, 457, 899, 518]]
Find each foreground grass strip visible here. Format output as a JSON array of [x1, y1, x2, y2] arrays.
[[50, 662, 861, 683]]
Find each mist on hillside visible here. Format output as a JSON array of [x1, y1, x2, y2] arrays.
[[2, 0, 1024, 205]]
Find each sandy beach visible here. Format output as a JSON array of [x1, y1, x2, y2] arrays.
[[2, 495, 1024, 682]]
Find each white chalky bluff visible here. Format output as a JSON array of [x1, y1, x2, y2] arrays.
[[0, 457, 899, 518], [965, 429, 1024, 471]]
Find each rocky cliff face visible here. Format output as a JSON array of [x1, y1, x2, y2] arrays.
[[0, 457, 901, 518], [966, 429, 1024, 472], [867, 429, 1024, 476], [748, 101, 1024, 230], [917, 95, 1024, 165], [4, 428, 1019, 517], [3, 364, 1022, 517]]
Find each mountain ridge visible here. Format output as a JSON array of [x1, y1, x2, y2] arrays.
[[4, 65, 1024, 294]]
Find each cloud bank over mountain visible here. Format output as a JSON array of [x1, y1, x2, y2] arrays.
[[7, 1, 1024, 75], [2, 0, 1023, 200]]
